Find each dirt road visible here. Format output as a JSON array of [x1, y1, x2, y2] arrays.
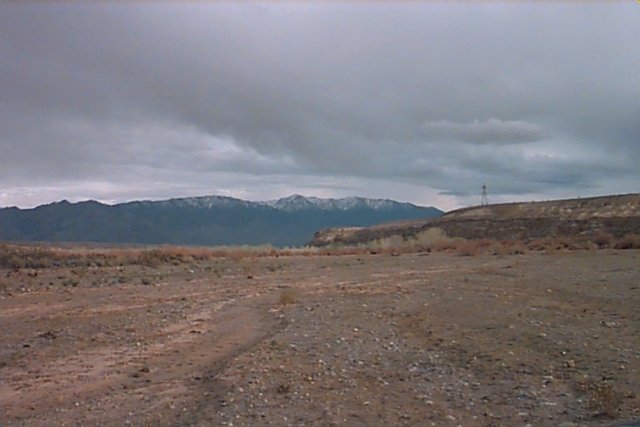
[[1, 251, 638, 426]]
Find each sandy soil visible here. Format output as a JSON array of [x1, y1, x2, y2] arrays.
[[0, 250, 639, 426]]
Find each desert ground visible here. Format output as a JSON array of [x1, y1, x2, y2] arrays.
[[0, 249, 639, 426]]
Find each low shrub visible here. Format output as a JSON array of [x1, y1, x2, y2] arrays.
[[456, 241, 481, 256], [614, 234, 640, 249], [502, 240, 527, 255], [279, 288, 299, 305], [592, 231, 614, 249], [0, 243, 305, 270], [0, 245, 57, 269], [577, 379, 623, 418], [431, 237, 466, 252], [413, 228, 448, 250], [527, 238, 553, 251]]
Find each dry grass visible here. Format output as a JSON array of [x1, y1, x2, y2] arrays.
[[592, 231, 614, 249], [527, 237, 554, 252], [429, 237, 464, 252], [322, 231, 640, 257], [347, 232, 531, 257], [576, 378, 623, 418], [349, 228, 454, 255], [456, 241, 481, 256], [501, 240, 528, 255], [319, 233, 556, 257], [2, 231, 638, 271], [0, 244, 317, 270], [413, 228, 448, 249], [527, 237, 592, 252], [614, 234, 640, 249]]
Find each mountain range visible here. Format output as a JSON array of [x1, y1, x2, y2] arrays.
[[0, 194, 442, 247]]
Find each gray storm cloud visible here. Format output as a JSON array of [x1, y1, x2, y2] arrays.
[[421, 119, 547, 144], [0, 2, 639, 209]]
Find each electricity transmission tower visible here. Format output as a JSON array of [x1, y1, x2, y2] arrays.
[[481, 184, 489, 206]]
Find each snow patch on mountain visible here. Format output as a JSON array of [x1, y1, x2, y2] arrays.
[[118, 194, 427, 212], [134, 195, 256, 210], [262, 194, 417, 212]]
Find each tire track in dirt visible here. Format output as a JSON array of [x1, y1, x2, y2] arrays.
[[0, 289, 281, 426]]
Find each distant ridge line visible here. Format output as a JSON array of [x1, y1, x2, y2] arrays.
[[443, 193, 640, 218], [0, 194, 442, 247]]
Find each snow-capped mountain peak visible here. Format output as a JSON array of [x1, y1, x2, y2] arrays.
[[121, 193, 423, 213], [262, 194, 413, 212], [264, 194, 316, 211], [135, 195, 254, 210]]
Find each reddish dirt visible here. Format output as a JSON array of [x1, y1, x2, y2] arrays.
[[0, 250, 639, 426]]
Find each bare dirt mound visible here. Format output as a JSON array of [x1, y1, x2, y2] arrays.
[[309, 194, 640, 247]]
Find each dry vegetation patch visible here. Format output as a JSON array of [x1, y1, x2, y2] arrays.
[[278, 287, 300, 305], [323, 230, 640, 257], [614, 234, 640, 250], [0, 243, 321, 271], [592, 231, 615, 249]]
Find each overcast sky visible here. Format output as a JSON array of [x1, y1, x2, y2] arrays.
[[1, 2, 638, 211]]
